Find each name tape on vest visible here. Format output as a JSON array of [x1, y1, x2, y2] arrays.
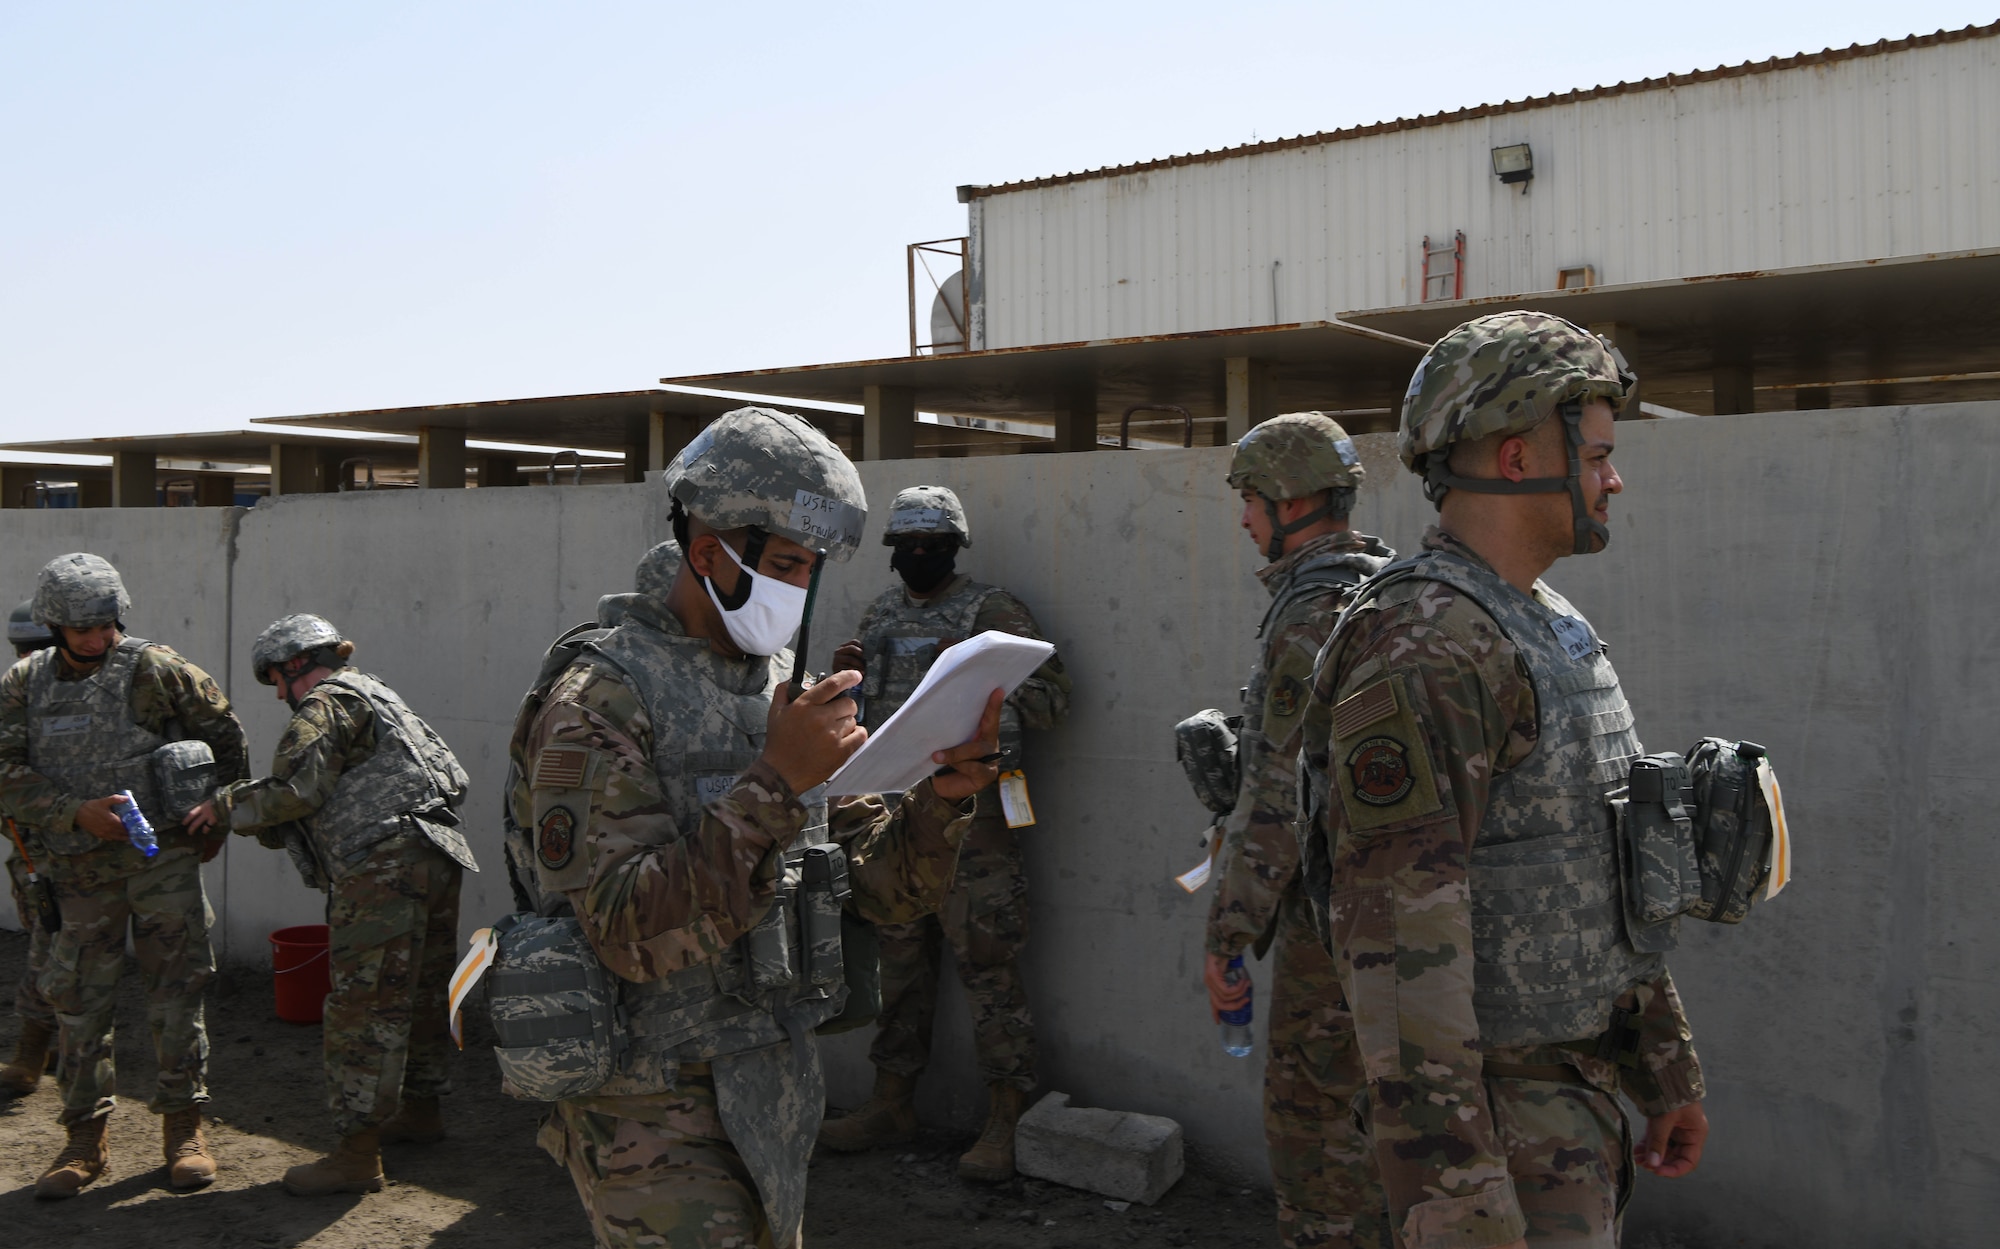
[[1549, 615, 1597, 662], [40, 715, 92, 736]]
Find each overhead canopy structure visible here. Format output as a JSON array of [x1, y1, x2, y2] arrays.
[[1343, 249, 2000, 414], [664, 320, 1429, 457]]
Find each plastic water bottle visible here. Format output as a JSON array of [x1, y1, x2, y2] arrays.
[[1218, 955, 1254, 1057], [116, 790, 159, 858]]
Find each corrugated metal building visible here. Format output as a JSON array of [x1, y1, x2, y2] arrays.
[[964, 25, 2000, 351]]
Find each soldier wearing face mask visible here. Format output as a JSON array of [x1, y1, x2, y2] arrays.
[[818, 486, 1071, 1183]]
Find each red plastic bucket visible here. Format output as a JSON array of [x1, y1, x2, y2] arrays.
[[270, 924, 331, 1024]]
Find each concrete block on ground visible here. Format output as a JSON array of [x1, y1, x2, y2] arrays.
[[1014, 1091, 1183, 1205]]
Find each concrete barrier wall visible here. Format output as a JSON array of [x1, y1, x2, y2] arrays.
[[1, 404, 1995, 1245]]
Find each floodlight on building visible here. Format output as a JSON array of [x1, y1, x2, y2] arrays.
[[1491, 143, 1533, 190]]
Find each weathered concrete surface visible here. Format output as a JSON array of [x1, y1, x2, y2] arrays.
[[1015, 1090, 1185, 1204], [0, 403, 1994, 1246]]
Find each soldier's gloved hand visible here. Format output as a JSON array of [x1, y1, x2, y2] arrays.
[[930, 688, 1005, 803], [184, 799, 220, 835], [74, 794, 134, 843], [832, 640, 865, 673], [763, 668, 867, 794], [1202, 952, 1250, 1023]]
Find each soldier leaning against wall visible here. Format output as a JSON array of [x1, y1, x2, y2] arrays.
[[186, 613, 478, 1198], [1, 600, 62, 1098], [1194, 414, 1395, 1249], [816, 485, 1071, 1182], [0, 554, 249, 1199]]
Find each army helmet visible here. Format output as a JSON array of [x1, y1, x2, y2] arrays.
[[32, 553, 131, 629], [881, 485, 972, 549], [251, 613, 353, 684], [1398, 310, 1633, 478], [1227, 412, 1366, 500], [633, 539, 683, 601], [666, 406, 868, 562], [8, 599, 54, 650]]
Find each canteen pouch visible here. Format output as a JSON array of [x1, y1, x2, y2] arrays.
[[1685, 738, 1773, 924], [816, 911, 881, 1036], [151, 740, 218, 825], [1612, 753, 1702, 953], [745, 863, 800, 993], [1174, 709, 1243, 815], [799, 845, 849, 989], [486, 911, 620, 1101]]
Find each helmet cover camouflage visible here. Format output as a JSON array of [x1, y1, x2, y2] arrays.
[[1397, 310, 1633, 471], [881, 485, 972, 548], [633, 539, 683, 601], [8, 599, 53, 648], [33, 553, 131, 629], [1226, 412, 1366, 499], [666, 407, 868, 561], [251, 613, 351, 684]]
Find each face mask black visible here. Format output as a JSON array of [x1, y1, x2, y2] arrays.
[[891, 542, 958, 594]]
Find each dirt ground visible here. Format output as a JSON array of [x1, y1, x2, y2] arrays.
[[0, 930, 1276, 1247]]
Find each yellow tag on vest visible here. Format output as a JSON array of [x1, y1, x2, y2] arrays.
[[998, 770, 1035, 828]]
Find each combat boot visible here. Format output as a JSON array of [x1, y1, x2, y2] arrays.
[[378, 1095, 445, 1145], [957, 1083, 1027, 1182], [816, 1069, 918, 1153], [282, 1128, 384, 1196], [35, 1115, 109, 1199], [163, 1106, 217, 1189], [0, 1018, 55, 1096]]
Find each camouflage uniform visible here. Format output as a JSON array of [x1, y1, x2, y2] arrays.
[[5, 831, 56, 1031], [0, 641, 247, 1126], [1295, 315, 1703, 1248], [515, 408, 974, 1249], [213, 664, 474, 1138], [1208, 529, 1392, 1249], [857, 574, 1070, 1091]]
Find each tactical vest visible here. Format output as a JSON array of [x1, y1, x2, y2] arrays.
[[283, 671, 476, 888], [1338, 549, 1657, 1048], [1241, 548, 1385, 745], [24, 637, 171, 857], [554, 620, 841, 1093], [859, 577, 1024, 762]]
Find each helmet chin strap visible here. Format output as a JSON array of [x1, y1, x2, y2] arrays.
[[1260, 493, 1335, 561], [1421, 404, 1607, 555]]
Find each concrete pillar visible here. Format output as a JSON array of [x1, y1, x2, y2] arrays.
[[1794, 387, 1832, 411], [1589, 322, 1640, 418], [1224, 358, 1273, 441], [475, 454, 520, 487], [648, 411, 704, 474], [194, 475, 235, 507], [112, 451, 157, 507], [270, 444, 321, 496], [862, 385, 917, 461], [622, 438, 647, 484], [1712, 362, 1755, 415], [417, 426, 466, 489], [1051, 385, 1099, 453], [79, 478, 112, 508], [1, 467, 39, 508]]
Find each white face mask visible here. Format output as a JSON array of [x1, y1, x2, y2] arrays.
[[704, 538, 808, 657]]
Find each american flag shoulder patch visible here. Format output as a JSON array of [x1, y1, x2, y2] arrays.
[[1333, 678, 1398, 741], [532, 746, 590, 791]]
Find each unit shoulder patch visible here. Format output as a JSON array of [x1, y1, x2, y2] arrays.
[[1331, 672, 1447, 833], [538, 805, 576, 870]]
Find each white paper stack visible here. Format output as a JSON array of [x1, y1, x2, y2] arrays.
[[825, 630, 1054, 797]]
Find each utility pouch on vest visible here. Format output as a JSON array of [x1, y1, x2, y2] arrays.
[[1684, 738, 1773, 925], [817, 910, 881, 1036], [1174, 709, 1242, 816], [151, 740, 217, 825], [486, 911, 621, 1102], [277, 822, 325, 892], [746, 865, 801, 994], [1613, 753, 1702, 928], [799, 845, 850, 989]]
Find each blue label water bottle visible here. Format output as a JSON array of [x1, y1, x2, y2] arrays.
[[116, 790, 159, 858], [1218, 954, 1254, 1057]]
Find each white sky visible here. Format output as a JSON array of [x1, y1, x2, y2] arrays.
[[2, 2, 1991, 440]]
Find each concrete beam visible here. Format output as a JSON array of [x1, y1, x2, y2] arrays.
[[1223, 357, 1273, 441], [1713, 362, 1755, 415], [862, 385, 917, 461], [1051, 385, 1098, 453], [112, 451, 157, 507], [417, 426, 467, 489], [475, 454, 521, 487], [193, 475, 235, 507], [1589, 321, 1641, 418]]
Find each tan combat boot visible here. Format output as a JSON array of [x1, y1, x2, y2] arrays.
[[282, 1128, 384, 1196], [0, 1018, 55, 1096], [957, 1083, 1027, 1182], [815, 1069, 918, 1153], [378, 1095, 445, 1145], [35, 1115, 109, 1199], [163, 1106, 217, 1190]]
